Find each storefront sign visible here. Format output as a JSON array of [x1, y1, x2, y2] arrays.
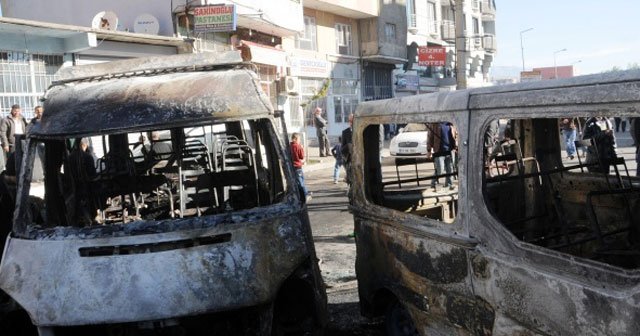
[[290, 57, 329, 78], [418, 46, 446, 66], [194, 5, 236, 33]]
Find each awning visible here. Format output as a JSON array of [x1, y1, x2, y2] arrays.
[[239, 40, 287, 67], [33, 68, 273, 138]]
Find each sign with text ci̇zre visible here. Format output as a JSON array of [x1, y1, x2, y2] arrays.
[[418, 47, 446, 66], [194, 5, 236, 33]]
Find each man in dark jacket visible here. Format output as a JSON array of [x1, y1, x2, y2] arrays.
[[314, 107, 331, 157]]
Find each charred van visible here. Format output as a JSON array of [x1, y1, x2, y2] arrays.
[[350, 71, 640, 335], [0, 52, 327, 335]]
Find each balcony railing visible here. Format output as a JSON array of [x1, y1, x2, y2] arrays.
[[408, 13, 439, 36], [483, 34, 497, 52], [481, 0, 496, 18], [441, 20, 455, 41], [471, 0, 481, 12]]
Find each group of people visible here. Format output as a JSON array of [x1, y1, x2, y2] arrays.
[[0, 104, 43, 174]]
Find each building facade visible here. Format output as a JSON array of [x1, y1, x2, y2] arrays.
[[398, 0, 496, 96], [1, 0, 408, 140]]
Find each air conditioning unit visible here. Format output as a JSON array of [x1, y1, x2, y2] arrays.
[[284, 76, 300, 95]]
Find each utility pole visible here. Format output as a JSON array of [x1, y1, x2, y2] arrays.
[[454, 0, 467, 90]]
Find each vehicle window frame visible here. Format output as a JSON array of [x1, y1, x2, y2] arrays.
[[352, 111, 469, 237]]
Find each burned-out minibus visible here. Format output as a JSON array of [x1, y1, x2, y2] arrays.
[[0, 52, 327, 335], [350, 71, 640, 335]]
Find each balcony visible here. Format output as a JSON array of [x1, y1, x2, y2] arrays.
[[481, 0, 496, 20], [304, 0, 377, 19], [408, 13, 439, 37], [483, 34, 496, 52], [441, 20, 455, 41], [471, 0, 481, 12]]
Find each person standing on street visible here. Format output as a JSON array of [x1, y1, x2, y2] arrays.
[[631, 117, 640, 176], [27, 106, 46, 180], [314, 107, 331, 157], [1, 104, 28, 171], [291, 132, 311, 202], [331, 136, 343, 184], [560, 117, 577, 160], [428, 121, 458, 191], [341, 114, 354, 185]]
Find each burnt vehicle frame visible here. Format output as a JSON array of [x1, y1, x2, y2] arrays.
[[349, 71, 640, 335], [0, 52, 327, 335]]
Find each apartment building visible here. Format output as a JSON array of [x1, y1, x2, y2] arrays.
[[285, 0, 406, 138], [397, 0, 496, 95]]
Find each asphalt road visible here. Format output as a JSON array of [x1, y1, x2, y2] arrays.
[[304, 161, 385, 335]]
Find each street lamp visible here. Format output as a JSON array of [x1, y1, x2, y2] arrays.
[[553, 48, 567, 79], [520, 28, 534, 71]]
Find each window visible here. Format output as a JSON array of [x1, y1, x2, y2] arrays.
[[301, 78, 327, 126], [384, 23, 396, 42], [472, 17, 480, 35], [296, 16, 317, 51], [25, 120, 287, 228], [482, 116, 640, 270], [427, 1, 438, 34], [364, 121, 460, 223], [407, 0, 417, 28], [335, 23, 352, 55], [0, 52, 63, 118], [332, 79, 359, 123]]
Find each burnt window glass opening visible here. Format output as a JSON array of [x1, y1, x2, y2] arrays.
[[482, 116, 640, 270], [21, 118, 287, 230], [364, 122, 459, 223]]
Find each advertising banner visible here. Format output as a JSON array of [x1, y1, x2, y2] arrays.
[[194, 5, 236, 33], [418, 46, 446, 66]]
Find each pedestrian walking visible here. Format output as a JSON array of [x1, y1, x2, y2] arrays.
[[560, 117, 577, 159], [331, 136, 343, 184], [314, 107, 331, 157], [290, 132, 311, 202], [0, 104, 27, 172]]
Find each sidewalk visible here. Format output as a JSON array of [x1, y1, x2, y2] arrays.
[[304, 143, 337, 173]]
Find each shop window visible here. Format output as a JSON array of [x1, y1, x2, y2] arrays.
[[482, 117, 640, 270], [301, 78, 327, 126], [364, 122, 459, 223]]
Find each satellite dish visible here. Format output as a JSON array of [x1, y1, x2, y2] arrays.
[[133, 13, 160, 35], [91, 11, 119, 31]]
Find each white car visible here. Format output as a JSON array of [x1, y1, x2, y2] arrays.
[[389, 123, 429, 156]]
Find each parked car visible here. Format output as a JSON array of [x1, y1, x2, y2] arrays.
[[388, 123, 429, 156]]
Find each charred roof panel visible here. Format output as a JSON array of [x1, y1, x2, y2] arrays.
[[35, 68, 273, 138]]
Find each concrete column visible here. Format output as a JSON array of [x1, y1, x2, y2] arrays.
[[455, 0, 467, 90]]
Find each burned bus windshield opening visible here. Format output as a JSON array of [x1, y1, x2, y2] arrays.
[[26, 119, 286, 229], [482, 117, 640, 269]]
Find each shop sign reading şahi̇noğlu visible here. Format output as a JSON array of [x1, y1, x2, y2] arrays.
[[194, 5, 237, 33], [418, 46, 446, 67]]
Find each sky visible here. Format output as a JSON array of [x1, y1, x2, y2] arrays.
[[493, 0, 640, 76]]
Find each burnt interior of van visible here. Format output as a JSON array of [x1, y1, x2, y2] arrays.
[[24, 119, 287, 231], [483, 117, 640, 269]]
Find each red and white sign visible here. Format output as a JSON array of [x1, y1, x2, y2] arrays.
[[418, 47, 446, 66]]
